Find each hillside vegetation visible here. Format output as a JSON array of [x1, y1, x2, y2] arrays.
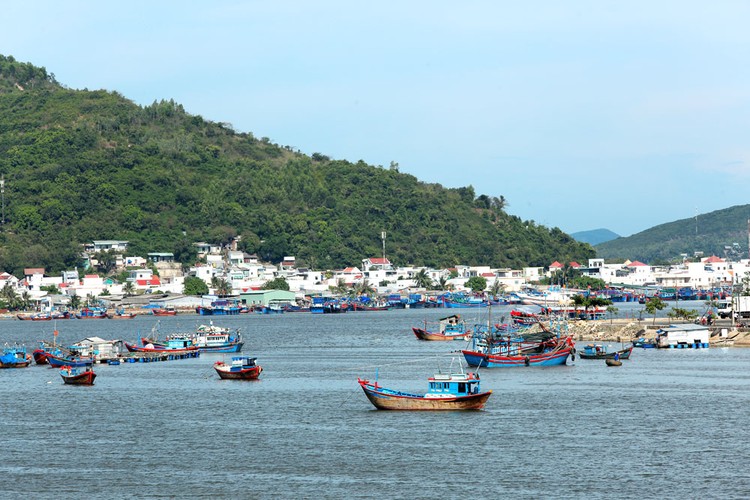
[[596, 205, 750, 263], [0, 55, 594, 276]]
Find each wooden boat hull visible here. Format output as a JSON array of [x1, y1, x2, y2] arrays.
[[578, 346, 633, 360], [125, 342, 199, 354], [61, 370, 96, 385], [0, 355, 32, 368], [109, 313, 136, 319], [214, 364, 262, 380], [462, 347, 571, 368], [605, 359, 623, 367], [46, 353, 95, 367], [32, 349, 49, 365], [358, 381, 491, 410], [152, 310, 177, 316], [412, 327, 468, 341]]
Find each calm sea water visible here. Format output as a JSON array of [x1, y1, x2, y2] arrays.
[[1, 303, 748, 499]]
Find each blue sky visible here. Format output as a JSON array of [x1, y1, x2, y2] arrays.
[[4, 1, 750, 237]]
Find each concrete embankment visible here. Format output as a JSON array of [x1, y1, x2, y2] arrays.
[[567, 318, 750, 347]]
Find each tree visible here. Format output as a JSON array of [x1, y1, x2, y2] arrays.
[[69, 294, 82, 310], [94, 251, 116, 274], [489, 280, 506, 297], [413, 269, 432, 290], [465, 276, 487, 293], [183, 276, 209, 296], [261, 277, 290, 291], [123, 281, 135, 297], [644, 297, 667, 324], [607, 305, 619, 325]]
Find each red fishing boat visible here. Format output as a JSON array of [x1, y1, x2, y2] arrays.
[[213, 356, 262, 380], [60, 365, 96, 385]]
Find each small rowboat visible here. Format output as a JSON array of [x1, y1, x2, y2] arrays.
[[605, 358, 622, 367]]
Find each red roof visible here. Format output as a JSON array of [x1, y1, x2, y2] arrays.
[[704, 255, 724, 263], [549, 261, 563, 268], [627, 261, 648, 267], [569, 261, 581, 268], [368, 258, 391, 265], [481, 272, 495, 277], [24, 268, 45, 275], [136, 276, 161, 286]]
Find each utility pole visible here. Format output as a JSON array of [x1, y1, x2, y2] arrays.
[[0, 175, 5, 226], [381, 231, 387, 262]]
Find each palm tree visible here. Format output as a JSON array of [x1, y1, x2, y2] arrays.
[[20, 291, 32, 311], [489, 280, 506, 298], [69, 294, 82, 311], [436, 276, 449, 291], [123, 281, 135, 297], [355, 278, 375, 297], [413, 269, 433, 290]]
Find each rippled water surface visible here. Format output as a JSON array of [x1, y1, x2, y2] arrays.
[[1, 304, 749, 499]]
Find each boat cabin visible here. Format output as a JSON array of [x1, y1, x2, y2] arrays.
[[229, 356, 257, 369], [426, 372, 482, 397], [582, 344, 607, 356]]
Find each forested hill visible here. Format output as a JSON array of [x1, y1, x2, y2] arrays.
[[0, 55, 594, 276], [596, 205, 750, 263]]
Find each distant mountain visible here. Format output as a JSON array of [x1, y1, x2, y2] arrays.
[[570, 228, 620, 246], [595, 205, 750, 263]]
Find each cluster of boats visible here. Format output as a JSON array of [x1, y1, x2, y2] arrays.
[[1, 320, 264, 385], [358, 309, 637, 411]]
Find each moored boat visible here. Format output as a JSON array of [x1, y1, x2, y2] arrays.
[[214, 356, 262, 380], [151, 306, 177, 316], [461, 331, 573, 368], [605, 358, 623, 367], [60, 365, 96, 385], [45, 352, 95, 367], [357, 359, 491, 410], [0, 346, 32, 368], [75, 307, 108, 319], [578, 344, 633, 360], [412, 314, 471, 341]]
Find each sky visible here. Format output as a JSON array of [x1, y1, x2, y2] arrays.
[[3, 1, 750, 237]]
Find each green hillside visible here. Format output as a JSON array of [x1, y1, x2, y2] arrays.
[[0, 55, 594, 276], [596, 205, 750, 263]]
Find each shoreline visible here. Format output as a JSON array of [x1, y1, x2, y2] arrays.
[[566, 317, 750, 347]]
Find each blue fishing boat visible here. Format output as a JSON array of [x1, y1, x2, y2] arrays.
[[357, 358, 491, 410], [0, 346, 32, 368], [461, 327, 573, 368], [45, 351, 95, 367]]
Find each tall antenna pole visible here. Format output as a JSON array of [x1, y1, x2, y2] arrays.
[[1, 175, 5, 226], [381, 231, 387, 262], [747, 219, 750, 260]]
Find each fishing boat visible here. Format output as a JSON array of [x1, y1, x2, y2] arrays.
[[357, 358, 491, 410], [213, 356, 262, 380], [151, 306, 177, 316], [141, 322, 243, 353], [125, 338, 200, 354], [45, 352, 96, 367], [0, 346, 32, 368], [412, 314, 471, 341], [109, 308, 136, 319], [578, 344, 633, 360], [60, 365, 96, 385], [633, 337, 657, 349], [75, 307, 108, 319], [461, 328, 573, 368]]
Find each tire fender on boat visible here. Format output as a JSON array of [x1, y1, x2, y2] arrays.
[[524, 355, 530, 367]]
